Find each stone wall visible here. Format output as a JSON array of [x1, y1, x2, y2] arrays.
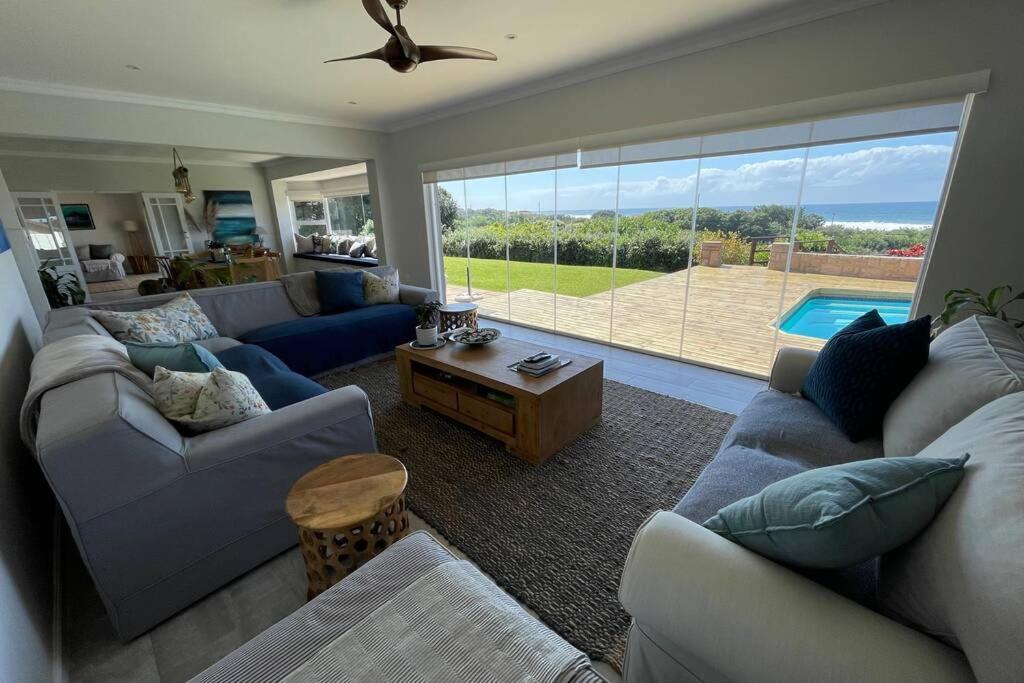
[[768, 243, 922, 281]]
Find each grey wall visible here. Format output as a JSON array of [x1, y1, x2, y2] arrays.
[[0, 168, 51, 682], [379, 0, 1024, 315]]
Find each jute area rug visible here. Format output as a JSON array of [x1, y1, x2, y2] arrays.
[[319, 360, 736, 670]]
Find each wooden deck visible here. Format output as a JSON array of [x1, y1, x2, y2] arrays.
[[447, 264, 916, 377]]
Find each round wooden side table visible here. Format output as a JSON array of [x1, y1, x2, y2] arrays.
[[285, 453, 409, 600], [439, 302, 479, 332]]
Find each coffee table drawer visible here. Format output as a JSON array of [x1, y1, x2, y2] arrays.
[[458, 393, 515, 435], [412, 374, 458, 410]]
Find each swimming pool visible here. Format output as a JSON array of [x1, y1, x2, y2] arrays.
[[779, 296, 912, 340]]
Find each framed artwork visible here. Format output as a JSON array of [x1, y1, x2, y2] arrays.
[[61, 204, 96, 230], [203, 190, 258, 244]]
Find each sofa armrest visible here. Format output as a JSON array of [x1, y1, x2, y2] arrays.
[[619, 511, 971, 683], [768, 346, 818, 393], [111, 253, 126, 264], [399, 284, 439, 306], [184, 385, 377, 471]]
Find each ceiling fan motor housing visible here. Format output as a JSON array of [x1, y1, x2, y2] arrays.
[[386, 0, 409, 9]]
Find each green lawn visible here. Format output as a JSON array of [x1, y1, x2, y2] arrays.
[[444, 257, 663, 297]]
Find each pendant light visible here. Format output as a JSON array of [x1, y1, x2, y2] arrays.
[[171, 148, 196, 203]]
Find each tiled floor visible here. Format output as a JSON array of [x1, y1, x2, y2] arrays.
[[60, 333, 763, 681]]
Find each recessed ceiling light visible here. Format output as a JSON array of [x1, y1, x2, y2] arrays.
[[125, 64, 141, 71], [504, 33, 517, 40], [347, 100, 358, 105]]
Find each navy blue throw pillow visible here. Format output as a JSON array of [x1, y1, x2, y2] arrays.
[[801, 311, 931, 442], [316, 270, 366, 315]]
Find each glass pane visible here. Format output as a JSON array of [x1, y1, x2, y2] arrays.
[[294, 200, 327, 236], [776, 131, 957, 352], [609, 158, 699, 356], [680, 148, 806, 376], [553, 165, 618, 343], [506, 170, 556, 330], [438, 181, 470, 302], [159, 204, 188, 252], [464, 175, 509, 320]]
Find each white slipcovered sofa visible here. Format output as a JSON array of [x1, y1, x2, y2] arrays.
[[620, 315, 1024, 682]]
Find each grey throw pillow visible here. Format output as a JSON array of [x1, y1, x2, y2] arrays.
[[293, 233, 315, 254], [90, 244, 114, 259], [348, 242, 366, 258]]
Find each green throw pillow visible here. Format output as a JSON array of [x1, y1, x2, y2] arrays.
[[125, 341, 223, 378], [702, 454, 969, 569]]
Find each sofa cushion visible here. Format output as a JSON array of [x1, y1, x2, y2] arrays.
[[703, 454, 968, 569], [153, 366, 270, 433], [883, 315, 1024, 456], [125, 341, 223, 377], [316, 270, 366, 314], [215, 344, 326, 410], [881, 392, 1024, 681], [802, 313, 931, 441], [676, 390, 885, 605], [93, 293, 220, 343], [363, 268, 400, 305], [239, 304, 416, 377]]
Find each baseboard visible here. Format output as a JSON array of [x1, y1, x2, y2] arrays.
[[51, 506, 65, 683]]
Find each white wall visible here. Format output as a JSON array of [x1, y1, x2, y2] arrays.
[[0, 155, 281, 254], [0, 168, 51, 682], [380, 0, 1024, 310]]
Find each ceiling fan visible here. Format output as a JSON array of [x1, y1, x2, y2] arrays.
[[325, 0, 497, 73]]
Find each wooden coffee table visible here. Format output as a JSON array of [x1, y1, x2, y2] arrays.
[[396, 337, 603, 464], [285, 453, 409, 599]]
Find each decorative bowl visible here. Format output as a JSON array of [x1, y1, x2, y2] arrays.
[[450, 327, 502, 345]]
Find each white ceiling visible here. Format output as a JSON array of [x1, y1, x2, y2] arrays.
[[0, 0, 870, 131]]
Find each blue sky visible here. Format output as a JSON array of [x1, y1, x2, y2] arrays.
[[442, 132, 956, 212]]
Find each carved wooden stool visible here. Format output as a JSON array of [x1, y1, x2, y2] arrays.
[[438, 302, 479, 332], [285, 453, 409, 600]]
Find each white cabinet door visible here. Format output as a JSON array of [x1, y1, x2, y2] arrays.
[[141, 193, 194, 258], [13, 192, 91, 302]]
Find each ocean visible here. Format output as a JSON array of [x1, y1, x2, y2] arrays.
[[563, 201, 938, 230]]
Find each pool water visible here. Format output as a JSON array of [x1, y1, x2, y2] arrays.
[[779, 296, 912, 340]]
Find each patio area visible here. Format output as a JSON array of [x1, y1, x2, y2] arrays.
[[447, 264, 917, 377]]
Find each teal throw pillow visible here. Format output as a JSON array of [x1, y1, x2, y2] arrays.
[[125, 341, 223, 377], [702, 454, 969, 569]]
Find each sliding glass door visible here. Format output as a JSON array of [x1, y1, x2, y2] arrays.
[[424, 101, 964, 377]]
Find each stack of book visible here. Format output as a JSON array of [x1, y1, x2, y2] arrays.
[[510, 352, 571, 377]]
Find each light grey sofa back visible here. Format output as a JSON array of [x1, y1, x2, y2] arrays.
[[50, 280, 302, 340]]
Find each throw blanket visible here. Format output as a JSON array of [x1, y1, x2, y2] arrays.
[[283, 561, 589, 683], [20, 334, 152, 455], [280, 271, 320, 317]]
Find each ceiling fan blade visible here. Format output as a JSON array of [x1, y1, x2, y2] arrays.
[[362, 0, 416, 59], [418, 46, 498, 63], [324, 46, 388, 63]]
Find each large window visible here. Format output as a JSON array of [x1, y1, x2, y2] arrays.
[[292, 193, 374, 237], [425, 102, 964, 377]]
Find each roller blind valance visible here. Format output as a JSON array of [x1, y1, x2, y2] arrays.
[[423, 99, 966, 182]]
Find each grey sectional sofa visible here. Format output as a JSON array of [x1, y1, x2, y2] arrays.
[[33, 277, 437, 641], [620, 315, 1024, 682]]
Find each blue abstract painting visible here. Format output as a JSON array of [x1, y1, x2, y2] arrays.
[[204, 190, 259, 244], [0, 218, 9, 254]]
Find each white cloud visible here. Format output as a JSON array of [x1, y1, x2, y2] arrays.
[[460, 142, 954, 209]]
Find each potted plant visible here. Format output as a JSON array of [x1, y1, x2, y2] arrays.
[[414, 301, 442, 346], [933, 284, 1024, 336], [206, 239, 227, 263], [38, 261, 86, 308]]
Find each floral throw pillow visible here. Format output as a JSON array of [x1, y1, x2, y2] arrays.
[[94, 293, 219, 344], [153, 366, 270, 433], [363, 269, 400, 305]]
